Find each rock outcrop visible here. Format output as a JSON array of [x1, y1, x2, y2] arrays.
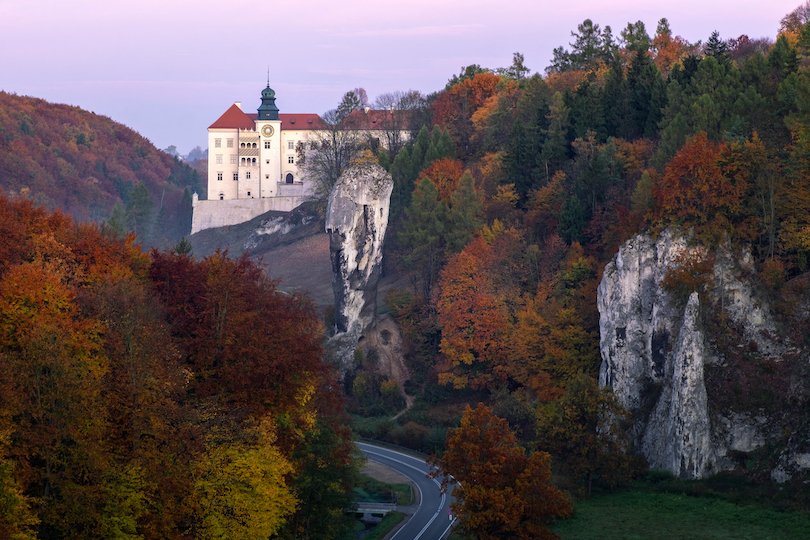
[[325, 161, 393, 370], [598, 231, 687, 412], [599, 230, 794, 480], [641, 292, 716, 478]]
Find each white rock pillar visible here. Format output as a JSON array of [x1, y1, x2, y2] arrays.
[[325, 161, 393, 337]]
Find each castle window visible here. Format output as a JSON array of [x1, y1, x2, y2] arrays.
[[227, 139, 233, 147], [247, 191, 251, 197], [288, 156, 294, 164], [233, 173, 238, 181], [219, 193, 224, 200], [286, 173, 294, 184], [287, 141, 294, 150], [252, 143, 257, 148], [217, 172, 223, 181], [241, 142, 246, 148], [216, 155, 222, 164], [252, 158, 256, 164], [265, 141, 270, 149], [266, 174, 269, 179], [241, 157, 245, 165], [230, 155, 236, 164], [215, 139, 221, 147], [246, 172, 251, 179]]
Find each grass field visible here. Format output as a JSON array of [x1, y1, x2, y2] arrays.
[[550, 490, 810, 539], [354, 473, 414, 506]]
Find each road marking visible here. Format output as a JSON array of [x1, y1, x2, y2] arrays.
[[358, 443, 450, 540]]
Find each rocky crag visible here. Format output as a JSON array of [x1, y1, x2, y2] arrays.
[[599, 230, 808, 480], [325, 161, 398, 373]]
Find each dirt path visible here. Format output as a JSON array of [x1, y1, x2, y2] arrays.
[[391, 394, 414, 421]]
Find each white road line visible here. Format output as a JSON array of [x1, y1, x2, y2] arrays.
[[358, 443, 448, 540]]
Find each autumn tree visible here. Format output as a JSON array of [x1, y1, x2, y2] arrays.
[[149, 250, 326, 427], [193, 417, 296, 540], [653, 132, 747, 244], [436, 228, 528, 389], [0, 454, 38, 540], [510, 243, 601, 400], [429, 404, 572, 540], [432, 72, 501, 158], [651, 18, 691, 77], [536, 374, 634, 497], [0, 262, 109, 536], [418, 158, 464, 201]]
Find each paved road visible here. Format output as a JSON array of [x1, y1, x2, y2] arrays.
[[357, 442, 455, 540]]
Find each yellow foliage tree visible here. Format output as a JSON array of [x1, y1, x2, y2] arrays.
[[193, 418, 296, 540]]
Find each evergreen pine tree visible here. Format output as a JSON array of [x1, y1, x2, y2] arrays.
[[125, 182, 154, 241], [400, 178, 449, 300], [627, 50, 667, 138], [706, 31, 730, 66], [602, 58, 631, 138], [447, 171, 483, 253], [540, 93, 571, 186]]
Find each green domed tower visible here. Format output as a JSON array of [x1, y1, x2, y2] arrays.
[[258, 84, 279, 120]]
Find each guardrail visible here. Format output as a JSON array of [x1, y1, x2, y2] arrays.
[[356, 436, 430, 460]]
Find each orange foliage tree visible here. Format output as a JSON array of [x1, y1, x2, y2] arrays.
[[653, 132, 746, 244], [429, 404, 572, 540], [436, 229, 527, 389], [432, 73, 502, 158], [417, 158, 465, 201]]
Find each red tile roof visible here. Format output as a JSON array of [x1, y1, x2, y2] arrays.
[[208, 105, 407, 132], [208, 104, 256, 130], [279, 113, 326, 130], [342, 109, 412, 130]]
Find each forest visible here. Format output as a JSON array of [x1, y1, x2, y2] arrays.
[[0, 196, 361, 539], [3, 3, 810, 539], [0, 92, 202, 248], [346, 6, 810, 537]]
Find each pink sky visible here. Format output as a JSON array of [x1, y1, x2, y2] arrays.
[[0, 0, 800, 154]]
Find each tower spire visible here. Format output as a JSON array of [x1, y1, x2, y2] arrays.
[[258, 78, 279, 120]]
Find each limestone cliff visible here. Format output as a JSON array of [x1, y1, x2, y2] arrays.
[[599, 231, 803, 480], [325, 161, 393, 372], [326, 161, 393, 337]]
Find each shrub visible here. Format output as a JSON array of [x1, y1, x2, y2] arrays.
[[386, 422, 429, 450]]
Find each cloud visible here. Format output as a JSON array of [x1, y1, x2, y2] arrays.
[[332, 23, 485, 38]]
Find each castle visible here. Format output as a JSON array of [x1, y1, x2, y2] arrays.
[[191, 84, 406, 234]]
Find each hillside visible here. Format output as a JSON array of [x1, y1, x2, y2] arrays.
[[189, 202, 335, 304], [0, 91, 202, 246]]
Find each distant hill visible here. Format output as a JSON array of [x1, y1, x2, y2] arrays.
[[0, 91, 203, 246]]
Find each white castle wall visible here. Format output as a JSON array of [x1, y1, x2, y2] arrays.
[[191, 193, 304, 234]]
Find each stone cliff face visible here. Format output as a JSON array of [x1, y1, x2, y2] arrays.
[[641, 292, 716, 478], [326, 161, 393, 337], [599, 230, 798, 480], [324, 161, 394, 374], [598, 231, 688, 412]]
